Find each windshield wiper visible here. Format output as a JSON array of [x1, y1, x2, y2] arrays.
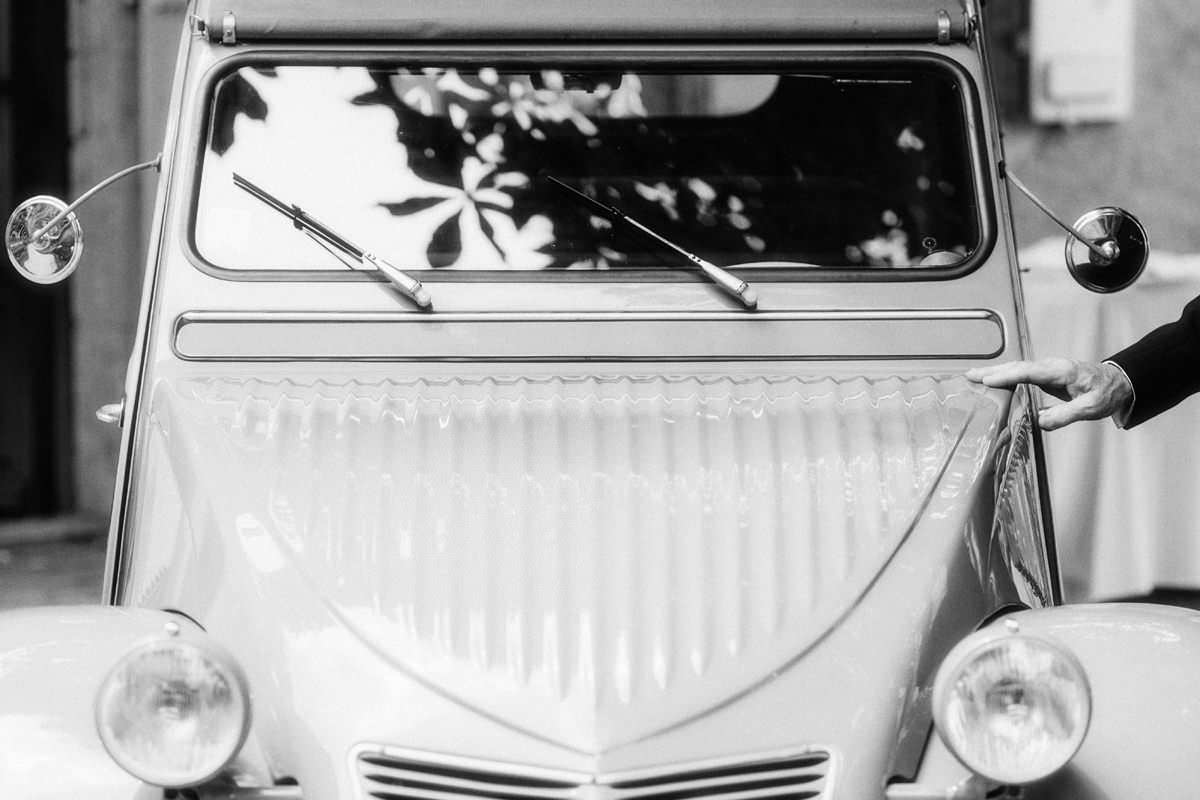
[[233, 173, 432, 310], [547, 175, 757, 309]]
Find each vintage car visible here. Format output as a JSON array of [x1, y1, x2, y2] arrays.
[[0, 1, 1187, 798]]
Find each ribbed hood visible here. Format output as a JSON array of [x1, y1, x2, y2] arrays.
[[147, 373, 999, 753]]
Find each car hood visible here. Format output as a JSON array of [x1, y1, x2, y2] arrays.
[[139, 372, 999, 753]]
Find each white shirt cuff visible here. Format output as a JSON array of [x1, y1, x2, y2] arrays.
[[1102, 360, 1136, 429]]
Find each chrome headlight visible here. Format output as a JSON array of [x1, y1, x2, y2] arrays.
[[932, 626, 1091, 785], [94, 632, 251, 788]]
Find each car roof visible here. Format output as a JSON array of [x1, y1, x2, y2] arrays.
[[196, 0, 970, 44]]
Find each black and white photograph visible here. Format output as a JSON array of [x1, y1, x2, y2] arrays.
[[1, 1, 1198, 797]]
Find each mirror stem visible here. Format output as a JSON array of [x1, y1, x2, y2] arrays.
[[1004, 167, 1116, 263], [29, 154, 162, 242]]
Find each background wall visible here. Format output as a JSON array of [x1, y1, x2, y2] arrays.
[[68, 0, 184, 520], [14, 0, 1200, 522], [0, 0, 72, 520], [995, 0, 1200, 252]]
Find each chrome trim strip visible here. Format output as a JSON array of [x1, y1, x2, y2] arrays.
[[174, 309, 1001, 323], [172, 309, 1005, 362]]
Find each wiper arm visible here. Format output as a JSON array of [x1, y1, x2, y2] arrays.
[[233, 173, 432, 310], [547, 176, 757, 309]]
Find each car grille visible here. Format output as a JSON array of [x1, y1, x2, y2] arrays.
[[355, 749, 833, 800]]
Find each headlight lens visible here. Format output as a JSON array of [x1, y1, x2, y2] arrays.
[[933, 631, 1091, 784], [95, 636, 250, 787]]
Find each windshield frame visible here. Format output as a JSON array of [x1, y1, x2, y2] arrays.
[[183, 45, 996, 284]]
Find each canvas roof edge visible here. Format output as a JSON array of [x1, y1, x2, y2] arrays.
[[196, 1, 971, 45]]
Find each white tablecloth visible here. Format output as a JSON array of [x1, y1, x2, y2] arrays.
[[1022, 241, 1200, 600]]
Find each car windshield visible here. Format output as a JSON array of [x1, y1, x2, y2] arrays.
[[193, 61, 982, 273]]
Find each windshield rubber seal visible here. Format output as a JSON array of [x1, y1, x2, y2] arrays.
[[182, 45, 996, 285]]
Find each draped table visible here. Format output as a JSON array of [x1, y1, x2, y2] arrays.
[[1021, 240, 1200, 600]]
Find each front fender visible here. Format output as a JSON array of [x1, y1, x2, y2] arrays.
[[0, 605, 189, 799], [1011, 603, 1200, 800]]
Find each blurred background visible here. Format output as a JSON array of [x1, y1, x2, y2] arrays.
[[0, 0, 1198, 606]]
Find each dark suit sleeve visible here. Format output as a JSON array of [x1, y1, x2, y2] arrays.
[[1107, 294, 1200, 428]]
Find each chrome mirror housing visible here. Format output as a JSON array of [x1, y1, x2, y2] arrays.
[[4, 195, 84, 284], [3, 155, 160, 286], [1064, 207, 1149, 294], [1005, 167, 1151, 294]]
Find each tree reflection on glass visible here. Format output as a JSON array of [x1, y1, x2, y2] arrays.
[[199, 64, 979, 272]]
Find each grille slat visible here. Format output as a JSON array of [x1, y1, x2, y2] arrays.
[[359, 756, 581, 789], [362, 780, 569, 800], [612, 768, 823, 800], [360, 768, 582, 800], [356, 750, 832, 800], [609, 756, 830, 789], [616, 780, 823, 800]]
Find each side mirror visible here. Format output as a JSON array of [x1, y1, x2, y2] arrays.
[[1064, 207, 1149, 294], [4, 155, 160, 285], [4, 195, 84, 284], [1005, 167, 1150, 293]]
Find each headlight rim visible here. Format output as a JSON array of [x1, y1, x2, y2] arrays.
[[932, 627, 1092, 785], [94, 633, 252, 789]]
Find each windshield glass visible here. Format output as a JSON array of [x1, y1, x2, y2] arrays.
[[194, 61, 981, 273]]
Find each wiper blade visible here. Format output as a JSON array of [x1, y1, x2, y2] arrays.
[[547, 176, 757, 309], [233, 173, 432, 310]]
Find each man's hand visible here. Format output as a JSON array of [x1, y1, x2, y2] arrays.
[[965, 358, 1134, 431]]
